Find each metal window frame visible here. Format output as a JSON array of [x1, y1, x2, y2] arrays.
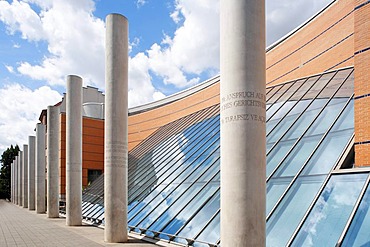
[[286, 169, 370, 246], [336, 172, 370, 246], [266, 69, 339, 156], [266, 80, 297, 113], [266, 76, 320, 137], [127, 110, 219, 198], [128, 106, 219, 189], [128, 114, 220, 206], [266, 69, 353, 181], [267, 94, 354, 220], [128, 106, 218, 188], [266, 77, 309, 123], [129, 136, 221, 226]]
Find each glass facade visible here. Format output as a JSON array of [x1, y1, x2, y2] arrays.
[[80, 67, 370, 246]]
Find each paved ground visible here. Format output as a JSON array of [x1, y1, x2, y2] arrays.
[[0, 200, 159, 247]]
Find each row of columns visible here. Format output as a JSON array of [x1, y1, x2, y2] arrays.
[[10, 8, 268, 246], [9, 107, 76, 218], [8, 13, 129, 243], [10, 126, 48, 212]]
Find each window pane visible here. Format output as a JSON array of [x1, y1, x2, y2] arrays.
[[176, 192, 220, 244], [266, 139, 295, 177], [292, 173, 367, 246], [273, 134, 321, 178], [301, 129, 353, 176], [342, 183, 370, 247], [266, 177, 291, 215], [267, 175, 326, 246], [195, 212, 220, 245]]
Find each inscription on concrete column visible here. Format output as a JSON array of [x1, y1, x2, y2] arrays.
[[106, 142, 128, 168], [221, 91, 266, 124]]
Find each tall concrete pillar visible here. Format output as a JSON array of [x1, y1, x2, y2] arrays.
[[66, 75, 82, 226], [104, 13, 129, 243], [11, 161, 14, 203], [22, 145, 28, 208], [36, 123, 46, 214], [15, 156, 18, 205], [28, 136, 36, 210], [47, 105, 60, 218], [220, 1, 266, 246], [18, 151, 23, 207]]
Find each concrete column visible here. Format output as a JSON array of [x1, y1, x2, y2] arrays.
[[104, 14, 129, 243], [18, 151, 23, 207], [28, 136, 36, 210], [66, 75, 82, 226], [36, 123, 46, 214], [11, 161, 13, 203], [22, 145, 28, 208], [15, 156, 18, 205], [220, 1, 266, 246], [47, 105, 60, 218]]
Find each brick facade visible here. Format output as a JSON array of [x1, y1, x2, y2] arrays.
[[354, 0, 370, 166]]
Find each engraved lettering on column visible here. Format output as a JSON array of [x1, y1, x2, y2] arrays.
[[106, 142, 128, 168], [221, 90, 266, 124]]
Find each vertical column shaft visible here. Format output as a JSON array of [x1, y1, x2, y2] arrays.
[[36, 123, 46, 213], [11, 161, 13, 203], [28, 136, 36, 210], [22, 145, 28, 208], [47, 105, 60, 218], [220, 1, 266, 246], [66, 75, 82, 226], [15, 156, 18, 205], [104, 13, 129, 243], [18, 151, 23, 207]]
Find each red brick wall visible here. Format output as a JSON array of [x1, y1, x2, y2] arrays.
[[354, 0, 370, 166], [266, 0, 355, 86], [59, 114, 104, 198]]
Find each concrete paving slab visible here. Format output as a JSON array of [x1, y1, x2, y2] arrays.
[[0, 200, 159, 247]]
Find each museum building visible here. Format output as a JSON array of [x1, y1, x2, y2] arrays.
[[35, 0, 370, 246]]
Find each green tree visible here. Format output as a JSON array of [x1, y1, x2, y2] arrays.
[[0, 145, 20, 200]]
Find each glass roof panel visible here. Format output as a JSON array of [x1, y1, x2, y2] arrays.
[[291, 173, 368, 246], [80, 67, 359, 246], [342, 182, 370, 247]]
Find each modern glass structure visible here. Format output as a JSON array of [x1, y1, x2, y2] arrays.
[[79, 67, 370, 246]]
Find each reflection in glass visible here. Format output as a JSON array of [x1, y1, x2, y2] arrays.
[[194, 211, 220, 245], [176, 192, 220, 244], [267, 175, 325, 246], [80, 68, 357, 247], [266, 177, 291, 215], [342, 183, 370, 247], [292, 173, 367, 246], [301, 129, 353, 176], [267, 100, 310, 142], [273, 134, 321, 178], [266, 139, 295, 177]]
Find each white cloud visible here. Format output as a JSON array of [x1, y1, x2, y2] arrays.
[[145, 0, 220, 88], [129, 37, 141, 53], [0, 83, 62, 154], [5, 65, 14, 73], [0, 0, 167, 107], [0, 0, 334, 109], [136, 0, 147, 8], [0, 0, 45, 41], [128, 52, 166, 107], [0, 0, 105, 88], [266, 0, 333, 46]]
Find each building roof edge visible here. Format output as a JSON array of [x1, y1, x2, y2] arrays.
[[266, 0, 337, 53]]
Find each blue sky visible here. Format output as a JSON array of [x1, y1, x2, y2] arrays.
[[0, 0, 332, 154]]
